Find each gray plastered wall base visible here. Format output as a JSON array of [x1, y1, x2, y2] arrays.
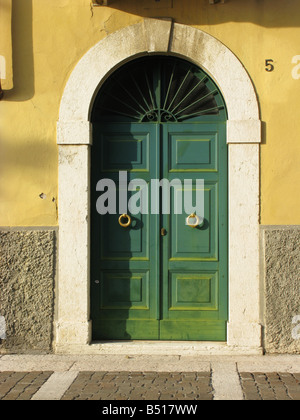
[[263, 227, 300, 354], [1, 226, 299, 354], [0, 230, 56, 353]]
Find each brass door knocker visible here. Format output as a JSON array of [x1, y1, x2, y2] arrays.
[[118, 214, 132, 228], [186, 213, 204, 228]]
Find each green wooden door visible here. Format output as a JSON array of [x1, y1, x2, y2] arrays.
[[91, 121, 227, 341], [91, 55, 228, 341], [91, 123, 161, 339], [160, 123, 228, 340]]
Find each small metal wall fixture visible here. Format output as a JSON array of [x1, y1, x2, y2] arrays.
[[92, 0, 109, 6]]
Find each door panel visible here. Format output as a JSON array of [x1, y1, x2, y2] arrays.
[[161, 124, 227, 341], [159, 321, 227, 341], [91, 122, 227, 341], [100, 210, 149, 260], [170, 182, 218, 260], [91, 123, 160, 340], [169, 132, 218, 172], [100, 271, 150, 311], [168, 271, 218, 311], [101, 132, 150, 172]]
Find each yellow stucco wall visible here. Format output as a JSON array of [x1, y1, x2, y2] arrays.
[[0, 0, 12, 90], [0, 0, 300, 226]]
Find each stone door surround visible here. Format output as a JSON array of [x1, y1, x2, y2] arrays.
[[56, 19, 262, 354]]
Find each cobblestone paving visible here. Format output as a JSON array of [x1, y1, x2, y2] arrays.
[[1, 370, 300, 400], [240, 373, 300, 400], [61, 372, 213, 401], [0, 371, 53, 400]]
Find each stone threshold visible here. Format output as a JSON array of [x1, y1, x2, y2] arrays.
[[54, 341, 263, 356]]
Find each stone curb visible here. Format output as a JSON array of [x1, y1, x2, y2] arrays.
[[0, 355, 299, 400]]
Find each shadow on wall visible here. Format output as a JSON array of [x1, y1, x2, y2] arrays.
[[4, 0, 34, 101], [0, 137, 58, 213], [94, 0, 300, 28]]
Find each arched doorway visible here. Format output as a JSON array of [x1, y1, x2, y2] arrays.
[[56, 20, 262, 353], [90, 55, 228, 341]]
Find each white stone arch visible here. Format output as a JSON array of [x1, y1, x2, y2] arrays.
[[56, 19, 262, 354]]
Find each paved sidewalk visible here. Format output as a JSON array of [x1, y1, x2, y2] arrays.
[[0, 354, 299, 401]]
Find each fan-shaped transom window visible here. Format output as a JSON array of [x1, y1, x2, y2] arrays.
[[92, 56, 227, 123]]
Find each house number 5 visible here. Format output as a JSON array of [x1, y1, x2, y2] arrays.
[[265, 59, 275, 72]]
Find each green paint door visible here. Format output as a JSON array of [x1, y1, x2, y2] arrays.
[[159, 123, 227, 340], [90, 56, 228, 341], [91, 123, 161, 340]]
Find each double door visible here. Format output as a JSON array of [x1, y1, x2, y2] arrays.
[[91, 122, 227, 341]]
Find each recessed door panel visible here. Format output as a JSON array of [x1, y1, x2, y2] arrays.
[[100, 210, 149, 260], [101, 133, 150, 172], [169, 132, 218, 172], [100, 271, 150, 311], [170, 182, 218, 260], [169, 271, 218, 311]]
